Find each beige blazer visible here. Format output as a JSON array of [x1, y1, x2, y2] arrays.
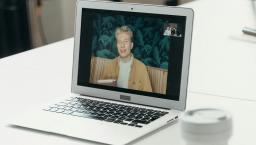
[[100, 56, 152, 92]]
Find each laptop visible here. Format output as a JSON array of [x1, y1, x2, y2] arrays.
[[11, 1, 193, 144]]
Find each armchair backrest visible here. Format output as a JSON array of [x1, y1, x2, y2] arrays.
[[90, 57, 168, 94]]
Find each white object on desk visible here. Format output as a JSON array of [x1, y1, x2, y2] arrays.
[[242, 26, 256, 36], [180, 108, 232, 145]]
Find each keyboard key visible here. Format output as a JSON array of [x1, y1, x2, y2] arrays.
[[56, 109, 65, 113], [128, 124, 136, 126], [71, 108, 77, 112], [48, 107, 58, 112], [72, 112, 87, 117], [62, 110, 73, 114], [124, 118, 134, 122], [105, 118, 115, 122], [120, 122, 128, 125], [132, 120, 150, 124], [56, 105, 65, 109], [92, 116, 106, 120], [135, 125, 143, 128], [114, 120, 122, 123]]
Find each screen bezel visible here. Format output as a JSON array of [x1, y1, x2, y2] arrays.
[[72, 0, 194, 111]]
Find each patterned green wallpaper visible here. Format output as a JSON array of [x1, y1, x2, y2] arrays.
[[91, 14, 172, 69]]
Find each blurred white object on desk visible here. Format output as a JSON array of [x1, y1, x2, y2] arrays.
[[242, 27, 256, 37], [180, 108, 233, 145]]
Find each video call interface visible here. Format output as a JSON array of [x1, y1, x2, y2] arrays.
[[78, 8, 186, 101]]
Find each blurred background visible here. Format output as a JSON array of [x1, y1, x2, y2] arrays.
[[0, 0, 194, 59]]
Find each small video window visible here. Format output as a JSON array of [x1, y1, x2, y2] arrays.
[[163, 23, 182, 37]]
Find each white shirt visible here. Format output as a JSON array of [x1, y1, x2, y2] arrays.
[[117, 57, 133, 88]]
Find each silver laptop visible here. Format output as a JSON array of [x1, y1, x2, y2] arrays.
[[11, 1, 193, 144]]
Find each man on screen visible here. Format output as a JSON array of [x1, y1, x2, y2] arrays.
[[100, 25, 152, 92]]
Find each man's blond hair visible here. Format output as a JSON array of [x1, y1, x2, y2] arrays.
[[115, 26, 133, 42]]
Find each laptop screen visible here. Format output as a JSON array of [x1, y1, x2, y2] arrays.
[[77, 8, 186, 101]]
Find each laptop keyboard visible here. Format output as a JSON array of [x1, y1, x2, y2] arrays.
[[43, 97, 168, 128]]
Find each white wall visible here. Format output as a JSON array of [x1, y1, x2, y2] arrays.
[[60, 0, 76, 39], [41, 0, 76, 44], [40, 0, 194, 44], [123, 0, 167, 4], [123, 0, 195, 5]]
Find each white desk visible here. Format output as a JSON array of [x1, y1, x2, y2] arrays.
[[0, 37, 256, 144], [1, 0, 256, 144]]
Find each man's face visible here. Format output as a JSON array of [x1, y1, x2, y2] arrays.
[[116, 32, 133, 59]]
